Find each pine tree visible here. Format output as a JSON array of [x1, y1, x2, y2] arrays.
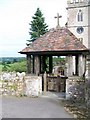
[[28, 8, 48, 42]]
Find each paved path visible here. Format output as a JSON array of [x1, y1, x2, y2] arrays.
[[1, 93, 73, 118]]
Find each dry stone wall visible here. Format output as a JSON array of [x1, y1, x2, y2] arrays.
[[66, 76, 85, 101], [85, 79, 90, 107], [0, 72, 42, 97], [66, 76, 90, 108]]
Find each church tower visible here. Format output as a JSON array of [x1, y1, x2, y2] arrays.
[[67, 0, 90, 79], [67, 0, 90, 49]]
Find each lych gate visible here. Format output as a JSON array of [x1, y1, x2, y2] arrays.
[[19, 26, 89, 93]]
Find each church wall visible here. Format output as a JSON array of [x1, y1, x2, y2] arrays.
[[88, 27, 90, 48], [88, 6, 90, 48], [87, 5, 90, 49], [67, 6, 88, 26], [67, 4, 90, 48], [67, 0, 90, 79], [88, 6, 90, 25], [68, 27, 88, 47]]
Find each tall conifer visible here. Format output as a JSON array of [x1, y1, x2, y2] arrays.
[[28, 8, 48, 42]]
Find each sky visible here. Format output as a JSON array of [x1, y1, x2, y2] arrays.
[[0, 0, 67, 57]]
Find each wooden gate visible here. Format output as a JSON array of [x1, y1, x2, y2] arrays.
[[47, 75, 67, 92]]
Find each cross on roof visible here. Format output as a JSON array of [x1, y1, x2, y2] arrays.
[[54, 13, 62, 29]]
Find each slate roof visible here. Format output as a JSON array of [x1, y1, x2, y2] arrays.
[[19, 27, 88, 54]]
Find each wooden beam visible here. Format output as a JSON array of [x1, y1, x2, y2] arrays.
[[26, 55, 31, 74]]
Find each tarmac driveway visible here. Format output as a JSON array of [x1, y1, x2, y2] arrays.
[[1, 96, 73, 118]]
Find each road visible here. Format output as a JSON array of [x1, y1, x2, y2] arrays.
[[1, 95, 74, 118]]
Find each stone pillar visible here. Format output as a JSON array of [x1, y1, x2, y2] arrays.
[[66, 77, 71, 99], [66, 55, 73, 77], [25, 75, 42, 97], [43, 72, 47, 93], [78, 55, 86, 76], [66, 76, 85, 100], [85, 55, 90, 108], [26, 55, 31, 74], [85, 55, 90, 80], [34, 55, 40, 75]]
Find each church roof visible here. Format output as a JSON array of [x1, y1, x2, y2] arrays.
[[19, 27, 88, 55]]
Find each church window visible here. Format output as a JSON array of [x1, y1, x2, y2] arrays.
[[77, 10, 83, 22]]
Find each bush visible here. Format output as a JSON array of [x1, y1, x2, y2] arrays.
[[8, 61, 27, 72]]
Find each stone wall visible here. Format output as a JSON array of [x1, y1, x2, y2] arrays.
[[25, 75, 42, 97], [0, 72, 42, 97], [66, 76, 90, 107], [85, 79, 90, 107], [66, 76, 85, 102]]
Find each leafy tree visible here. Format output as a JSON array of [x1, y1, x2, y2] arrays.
[[13, 58, 17, 63], [28, 8, 48, 42], [8, 61, 27, 72], [2, 62, 10, 71]]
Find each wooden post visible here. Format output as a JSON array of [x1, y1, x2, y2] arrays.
[[26, 55, 31, 74], [49, 56, 52, 73], [75, 55, 79, 76], [32, 55, 35, 74], [34, 55, 40, 75], [56, 76, 60, 92], [42, 56, 47, 73], [40, 56, 42, 73]]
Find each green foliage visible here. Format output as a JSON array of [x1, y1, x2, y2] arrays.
[[2, 62, 10, 71], [1, 61, 26, 72], [0, 65, 2, 72], [12, 58, 17, 63], [18, 57, 26, 62], [8, 61, 27, 72], [53, 57, 65, 66], [28, 8, 48, 42]]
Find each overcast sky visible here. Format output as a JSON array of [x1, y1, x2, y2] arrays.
[[0, 0, 67, 57]]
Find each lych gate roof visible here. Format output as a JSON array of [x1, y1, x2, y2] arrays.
[[19, 27, 88, 55]]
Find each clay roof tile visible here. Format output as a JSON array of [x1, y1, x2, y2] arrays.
[[20, 27, 88, 54]]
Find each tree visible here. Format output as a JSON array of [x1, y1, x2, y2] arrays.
[[28, 8, 48, 42], [2, 62, 10, 71]]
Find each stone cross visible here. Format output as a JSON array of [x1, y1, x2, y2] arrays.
[[54, 13, 62, 29]]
